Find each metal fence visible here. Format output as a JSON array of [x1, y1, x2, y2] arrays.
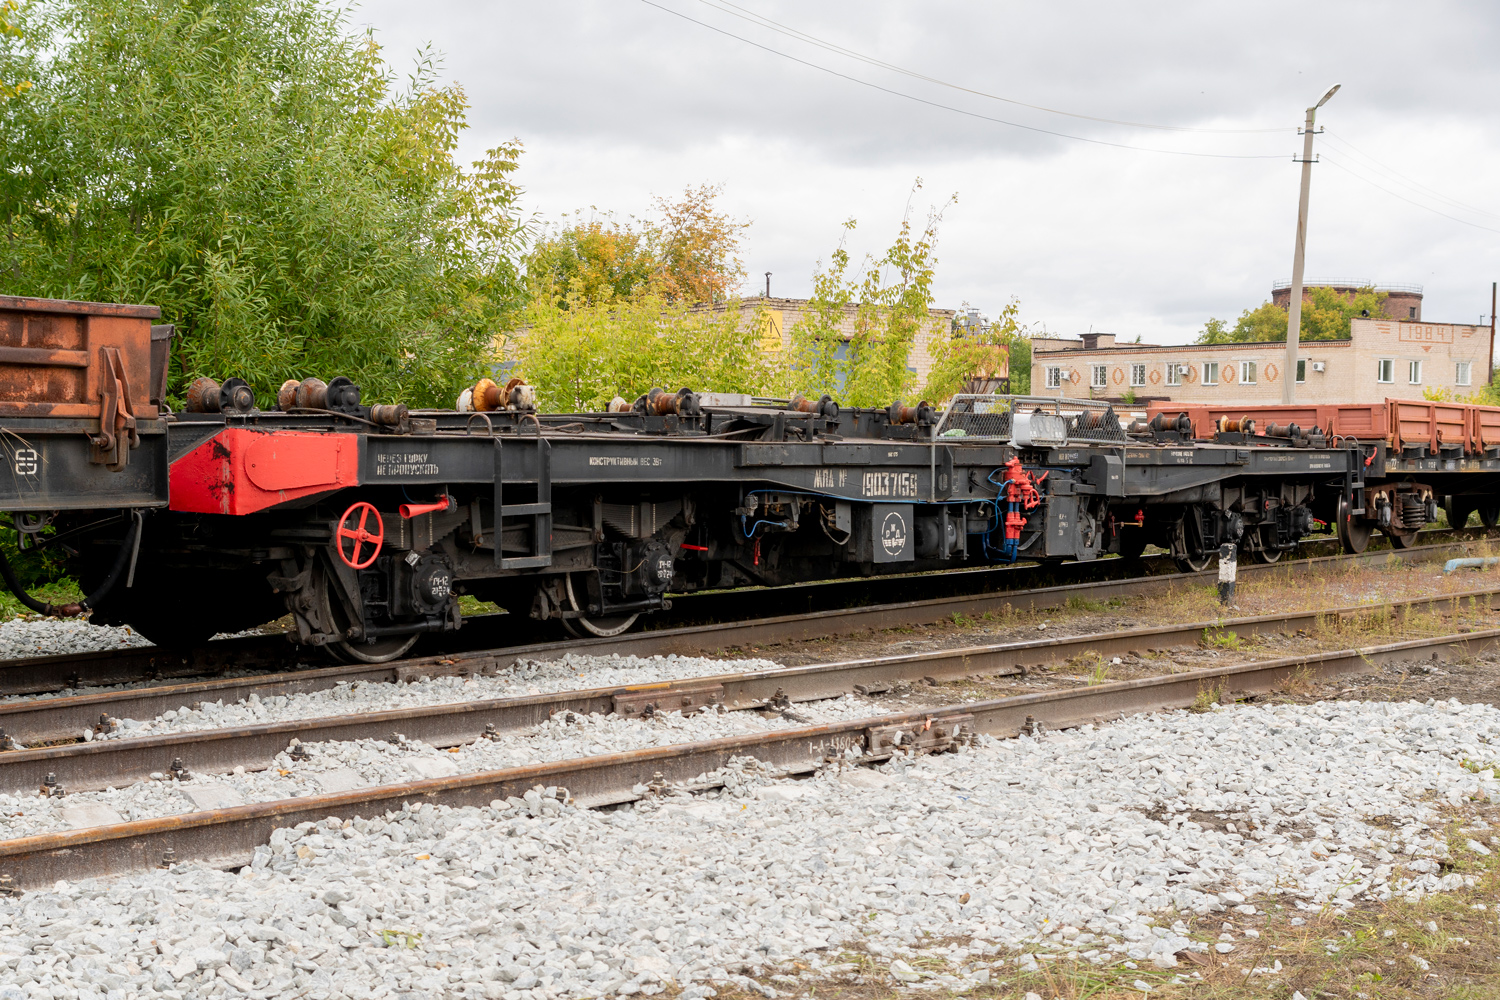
[[932, 395, 1128, 445]]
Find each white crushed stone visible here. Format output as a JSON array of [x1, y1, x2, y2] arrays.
[[91, 653, 784, 742], [0, 616, 152, 660], [0, 694, 876, 840], [0, 698, 1494, 999]]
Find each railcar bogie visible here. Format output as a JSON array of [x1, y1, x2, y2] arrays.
[[5, 296, 1498, 661]]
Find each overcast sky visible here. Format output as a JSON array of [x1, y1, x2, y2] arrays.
[[358, 0, 1499, 344]]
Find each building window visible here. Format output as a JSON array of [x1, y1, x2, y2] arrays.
[[1130, 364, 1146, 387], [1296, 359, 1306, 383], [1240, 361, 1257, 384], [1456, 361, 1473, 386], [1091, 364, 1107, 389], [1408, 360, 1422, 385], [1165, 362, 1182, 386], [1203, 361, 1219, 385], [1377, 358, 1394, 383], [1046, 366, 1061, 389], [1408, 306, 1417, 319]]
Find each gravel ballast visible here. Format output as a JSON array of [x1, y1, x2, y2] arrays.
[[0, 693, 876, 840], [0, 697, 1496, 999], [87, 653, 784, 743], [0, 617, 151, 661]]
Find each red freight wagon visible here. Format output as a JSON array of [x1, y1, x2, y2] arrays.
[[1147, 399, 1500, 458]]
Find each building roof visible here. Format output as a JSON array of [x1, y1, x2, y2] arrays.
[[1036, 338, 1353, 357]]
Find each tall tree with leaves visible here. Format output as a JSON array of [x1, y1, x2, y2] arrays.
[[924, 299, 1023, 403], [524, 185, 748, 308], [788, 184, 955, 408], [1199, 287, 1389, 345], [0, 0, 526, 406]]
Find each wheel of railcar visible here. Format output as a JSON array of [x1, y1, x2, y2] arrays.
[[1174, 553, 1214, 573], [1251, 544, 1282, 564], [313, 573, 420, 664], [330, 632, 420, 664], [1337, 496, 1371, 554], [1480, 503, 1500, 529], [1239, 526, 1282, 564], [1385, 527, 1418, 549], [562, 573, 640, 638], [1444, 496, 1476, 530]]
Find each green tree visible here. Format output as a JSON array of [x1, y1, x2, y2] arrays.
[[1198, 287, 1388, 346], [1301, 285, 1388, 340], [1006, 333, 1032, 395], [923, 299, 1023, 403], [651, 183, 749, 304], [1199, 302, 1287, 343], [509, 293, 784, 412], [0, 0, 525, 407], [0, 0, 28, 102], [525, 212, 659, 307], [524, 185, 748, 308], [788, 183, 955, 408]]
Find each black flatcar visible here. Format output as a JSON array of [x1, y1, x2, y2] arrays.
[[2, 296, 1489, 663]]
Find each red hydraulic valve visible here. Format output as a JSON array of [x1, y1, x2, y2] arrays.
[[999, 457, 1043, 544], [1002, 452, 1050, 554], [399, 495, 455, 519]]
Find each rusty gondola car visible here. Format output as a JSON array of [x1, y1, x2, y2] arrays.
[[2, 295, 1496, 663]]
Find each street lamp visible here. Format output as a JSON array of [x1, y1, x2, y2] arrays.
[[1282, 83, 1341, 404]]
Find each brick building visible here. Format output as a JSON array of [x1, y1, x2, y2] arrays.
[[1031, 318, 1492, 406], [1271, 279, 1424, 321]]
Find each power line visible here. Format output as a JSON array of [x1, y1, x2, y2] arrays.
[[701, 0, 1291, 135], [1322, 130, 1500, 223], [637, 0, 1286, 160], [1321, 155, 1500, 236]]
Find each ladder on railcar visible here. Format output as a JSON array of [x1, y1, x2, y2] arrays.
[[493, 437, 553, 570]]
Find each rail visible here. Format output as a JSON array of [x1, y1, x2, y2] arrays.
[[3, 586, 1494, 795], [0, 626, 1493, 889], [0, 535, 1485, 742]]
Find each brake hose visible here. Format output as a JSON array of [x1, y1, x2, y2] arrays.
[[0, 512, 142, 617]]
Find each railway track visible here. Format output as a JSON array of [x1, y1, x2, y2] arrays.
[[3, 585, 1495, 792], [0, 536, 1488, 745], [0, 578, 1494, 890], [0, 624, 1492, 891], [1, 524, 1489, 697]]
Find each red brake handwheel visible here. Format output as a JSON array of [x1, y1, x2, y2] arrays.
[[337, 501, 384, 569]]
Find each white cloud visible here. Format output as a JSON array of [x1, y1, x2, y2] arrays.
[[356, 0, 1500, 343]]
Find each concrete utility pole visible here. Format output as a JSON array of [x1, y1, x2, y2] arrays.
[[1489, 280, 1496, 385], [1282, 83, 1341, 404]]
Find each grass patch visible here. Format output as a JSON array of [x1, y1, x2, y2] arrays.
[[457, 594, 501, 617], [1191, 679, 1227, 713], [1202, 627, 1242, 651], [0, 577, 84, 621]]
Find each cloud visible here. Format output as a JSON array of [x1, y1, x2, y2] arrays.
[[357, 0, 1500, 342]]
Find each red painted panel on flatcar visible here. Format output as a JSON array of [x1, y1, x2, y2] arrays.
[[171, 427, 358, 515]]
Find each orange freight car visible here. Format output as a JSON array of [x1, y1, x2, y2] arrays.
[[1147, 398, 1500, 458]]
